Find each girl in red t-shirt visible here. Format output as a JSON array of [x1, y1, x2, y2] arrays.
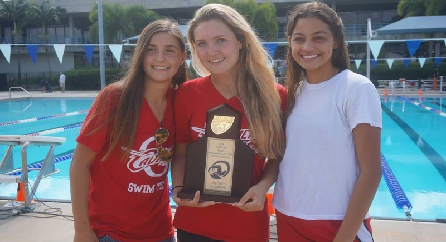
[[70, 19, 187, 242], [171, 4, 286, 242]]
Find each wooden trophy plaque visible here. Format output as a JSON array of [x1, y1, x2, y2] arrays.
[[177, 104, 254, 203]]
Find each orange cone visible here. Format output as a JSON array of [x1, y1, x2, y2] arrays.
[[266, 193, 275, 215], [384, 88, 388, 96], [16, 182, 25, 202], [418, 88, 423, 95]]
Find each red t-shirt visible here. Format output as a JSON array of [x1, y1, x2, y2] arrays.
[[174, 76, 286, 242], [76, 87, 175, 242]]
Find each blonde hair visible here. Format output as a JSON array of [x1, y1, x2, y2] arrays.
[[187, 4, 284, 159]]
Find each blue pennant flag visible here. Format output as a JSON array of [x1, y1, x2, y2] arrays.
[[371, 59, 377, 69], [403, 59, 410, 68], [83, 45, 95, 63], [26, 45, 39, 64], [262, 43, 278, 58], [405, 40, 422, 57], [435, 57, 442, 67]]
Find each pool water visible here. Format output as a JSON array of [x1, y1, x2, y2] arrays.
[[1, 96, 445, 221]]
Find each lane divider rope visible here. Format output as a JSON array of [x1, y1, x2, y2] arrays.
[[381, 153, 413, 220], [398, 96, 446, 118], [0, 110, 88, 127]]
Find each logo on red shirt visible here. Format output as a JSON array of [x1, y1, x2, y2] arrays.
[[126, 136, 171, 177]]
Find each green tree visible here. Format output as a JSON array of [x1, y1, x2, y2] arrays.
[[397, 0, 446, 16], [28, 0, 66, 43], [0, 0, 30, 82], [205, 0, 278, 41], [254, 3, 278, 41], [126, 4, 160, 34], [89, 2, 160, 44], [233, 0, 257, 24], [0, 0, 30, 43], [425, 0, 446, 15], [27, 0, 66, 82]]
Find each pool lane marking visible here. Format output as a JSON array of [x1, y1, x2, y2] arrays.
[[397, 96, 446, 118], [26, 122, 83, 136], [381, 104, 446, 182], [0, 110, 89, 127], [380, 153, 412, 216]]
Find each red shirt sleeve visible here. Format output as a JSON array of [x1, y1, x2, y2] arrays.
[[174, 83, 191, 144], [76, 88, 118, 154], [276, 83, 288, 112]]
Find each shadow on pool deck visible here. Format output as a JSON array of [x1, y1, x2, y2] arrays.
[[1, 200, 446, 242]]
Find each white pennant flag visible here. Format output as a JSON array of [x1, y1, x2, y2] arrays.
[[53, 44, 65, 63], [368, 40, 385, 61], [109, 44, 123, 63], [419, 58, 426, 68], [386, 59, 394, 69], [0, 44, 11, 63], [355, 59, 362, 69]]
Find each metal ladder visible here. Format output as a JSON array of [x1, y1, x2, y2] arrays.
[[0, 135, 66, 210], [9, 87, 32, 99]]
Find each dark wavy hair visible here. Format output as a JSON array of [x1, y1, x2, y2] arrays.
[[284, 1, 350, 118]]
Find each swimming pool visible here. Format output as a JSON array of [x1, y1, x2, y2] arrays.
[[0, 96, 445, 221]]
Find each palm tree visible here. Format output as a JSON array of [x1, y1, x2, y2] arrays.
[[89, 2, 135, 44], [397, 0, 446, 17], [425, 0, 446, 15], [28, 0, 65, 43], [205, 0, 279, 41], [254, 3, 278, 41], [0, 0, 30, 82], [27, 0, 66, 82], [0, 0, 29, 43], [125, 4, 160, 34]]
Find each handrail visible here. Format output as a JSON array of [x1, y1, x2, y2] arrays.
[[9, 87, 32, 99]]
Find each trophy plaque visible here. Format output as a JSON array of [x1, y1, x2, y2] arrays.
[[177, 104, 254, 203]]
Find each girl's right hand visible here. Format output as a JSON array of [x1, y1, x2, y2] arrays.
[[73, 227, 98, 242], [172, 190, 216, 208]]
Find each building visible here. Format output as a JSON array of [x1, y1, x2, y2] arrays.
[[1, 0, 402, 44], [1, 0, 445, 87]]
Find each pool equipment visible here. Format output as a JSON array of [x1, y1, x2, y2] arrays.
[[0, 135, 65, 211], [380, 153, 413, 220]]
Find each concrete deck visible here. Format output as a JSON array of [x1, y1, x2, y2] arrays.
[[1, 88, 446, 241], [1, 200, 446, 242]]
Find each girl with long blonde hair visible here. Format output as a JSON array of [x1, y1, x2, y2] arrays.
[[171, 4, 286, 242]]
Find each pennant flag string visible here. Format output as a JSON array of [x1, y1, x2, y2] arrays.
[[419, 58, 426, 68], [386, 59, 394, 69], [109, 44, 123, 63], [405, 40, 422, 57], [355, 59, 362, 69], [369, 40, 385, 61], [83, 45, 95, 64], [26, 45, 39, 64], [54, 44, 65, 63], [403, 59, 410, 68], [0, 44, 11, 63]]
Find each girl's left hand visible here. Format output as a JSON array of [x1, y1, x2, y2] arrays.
[[232, 184, 266, 212]]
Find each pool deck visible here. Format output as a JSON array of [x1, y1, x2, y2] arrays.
[[1, 200, 446, 242], [1, 88, 446, 241]]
